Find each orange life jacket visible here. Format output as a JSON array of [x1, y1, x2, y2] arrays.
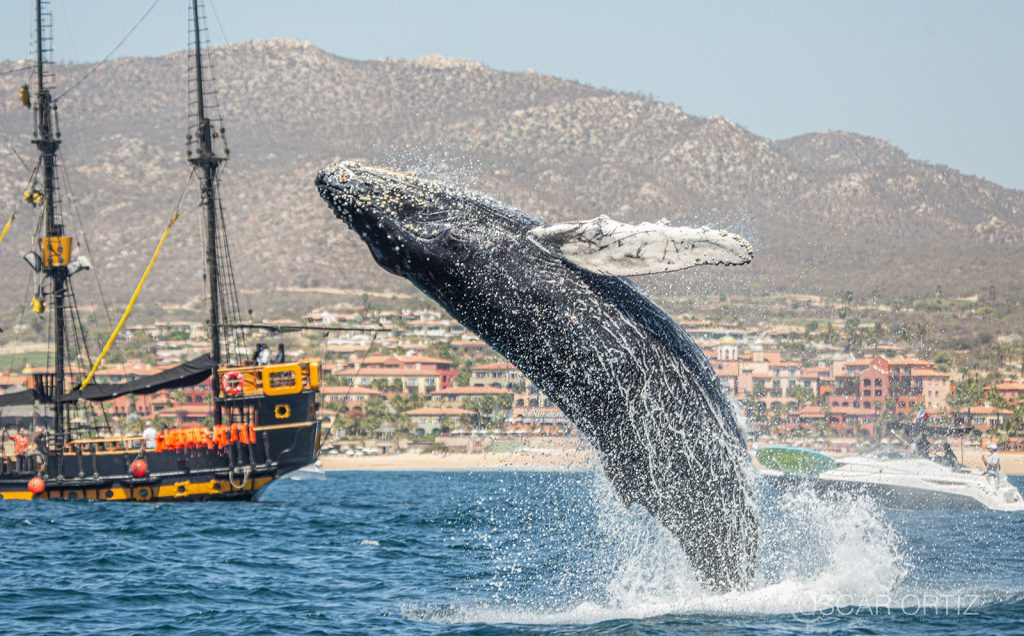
[[213, 425, 228, 449]]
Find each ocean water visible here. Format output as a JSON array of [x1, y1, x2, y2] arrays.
[[1, 470, 1021, 634]]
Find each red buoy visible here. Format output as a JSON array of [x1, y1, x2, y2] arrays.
[[27, 477, 45, 494], [130, 458, 148, 478]]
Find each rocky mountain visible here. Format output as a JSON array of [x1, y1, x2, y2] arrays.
[[1, 40, 1021, 323]]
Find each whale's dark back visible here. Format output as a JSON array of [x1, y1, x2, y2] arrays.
[[405, 215, 760, 590]]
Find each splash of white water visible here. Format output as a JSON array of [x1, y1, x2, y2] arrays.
[[425, 471, 908, 625]]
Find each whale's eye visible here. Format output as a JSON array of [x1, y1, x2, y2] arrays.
[[397, 201, 448, 222]]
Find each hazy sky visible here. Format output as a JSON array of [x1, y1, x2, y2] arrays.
[[2, 0, 1022, 190]]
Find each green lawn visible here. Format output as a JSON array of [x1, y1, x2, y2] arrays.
[[0, 350, 52, 372]]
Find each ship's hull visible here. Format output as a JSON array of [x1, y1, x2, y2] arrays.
[[0, 419, 321, 502]]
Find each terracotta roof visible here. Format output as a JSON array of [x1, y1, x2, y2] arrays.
[[0, 374, 25, 387], [471, 361, 518, 371], [888, 357, 934, 366], [403, 407, 475, 416], [432, 386, 512, 396], [994, 381, 1024, 391], [357, 354, 453, 366], [335, 368, 445, 378], [320, 386, 386, 396], [910, 369, 949, 378]]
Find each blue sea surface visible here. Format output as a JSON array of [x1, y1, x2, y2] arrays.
[[1, 471, 1021, 634]]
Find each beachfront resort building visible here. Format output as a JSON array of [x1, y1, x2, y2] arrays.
[[992, 382, 1024, 406], [332, 354, 458, 394], [321, 386, 387, 417], [430, 385, 514, 409], [830, 356, 951, 415], [402, 406, 475, 436], [469, 360, 525, 392]]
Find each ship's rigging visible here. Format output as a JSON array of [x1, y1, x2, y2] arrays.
[[187, 0, 245, 380], [0, 0, 325, 502]]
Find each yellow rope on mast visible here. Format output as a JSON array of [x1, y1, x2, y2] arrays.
[[0, 212, 14, 248], [79, 211, 180, 391]]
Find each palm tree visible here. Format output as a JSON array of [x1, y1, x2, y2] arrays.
[[362, 398, 390, 438]]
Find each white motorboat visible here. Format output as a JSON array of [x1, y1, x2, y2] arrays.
[[285, 459, 327, 481], [758, 447, 1024, 512]]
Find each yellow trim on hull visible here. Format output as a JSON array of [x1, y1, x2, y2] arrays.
[[0, 476, 276, 502]]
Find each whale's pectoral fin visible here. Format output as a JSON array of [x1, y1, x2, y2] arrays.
[[528, 215, 752, 277]]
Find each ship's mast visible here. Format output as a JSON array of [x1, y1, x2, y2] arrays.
[[188, 0, 224, 369], [188, 0, 230, 426], [32, 0, 66, 443]]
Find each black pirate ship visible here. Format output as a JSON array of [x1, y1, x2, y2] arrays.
[[0, 0, 327, 501]]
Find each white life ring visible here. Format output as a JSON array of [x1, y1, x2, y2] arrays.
[[221, 371, 245, 397]]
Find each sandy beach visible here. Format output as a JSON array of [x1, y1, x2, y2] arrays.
[[321, 448, 595, 472], [321, 440, 1024, 475], [321, 436, 596, 471]]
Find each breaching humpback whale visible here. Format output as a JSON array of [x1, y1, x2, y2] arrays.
[[315, 162, 759, 590]]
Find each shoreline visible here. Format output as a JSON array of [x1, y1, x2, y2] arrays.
[[320, 443, 1024, 475], [321, 448, 597, 472]]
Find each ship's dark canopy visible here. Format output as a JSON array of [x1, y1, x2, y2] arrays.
[[0, 388, 35, 407], [74, 354, 216, 401], [0, 354, 215, 407]]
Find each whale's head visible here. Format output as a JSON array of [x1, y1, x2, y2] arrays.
[[315, 161, 535, 279], [317, 160, 753, 289]]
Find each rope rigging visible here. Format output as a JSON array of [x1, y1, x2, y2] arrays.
[[78, 169, 197, 391], [79, 209, 181, 391], [54, 0, 162, 102]]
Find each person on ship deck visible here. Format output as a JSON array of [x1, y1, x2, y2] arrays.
[[13, 428, 30, 472], [253, 343, 271, 366], [271, 344, 285, 364], [142, 420, 157, 450]]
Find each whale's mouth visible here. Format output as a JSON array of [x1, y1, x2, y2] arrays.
[[315, 161, 362, 223], [315, 161, 425, 225]]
